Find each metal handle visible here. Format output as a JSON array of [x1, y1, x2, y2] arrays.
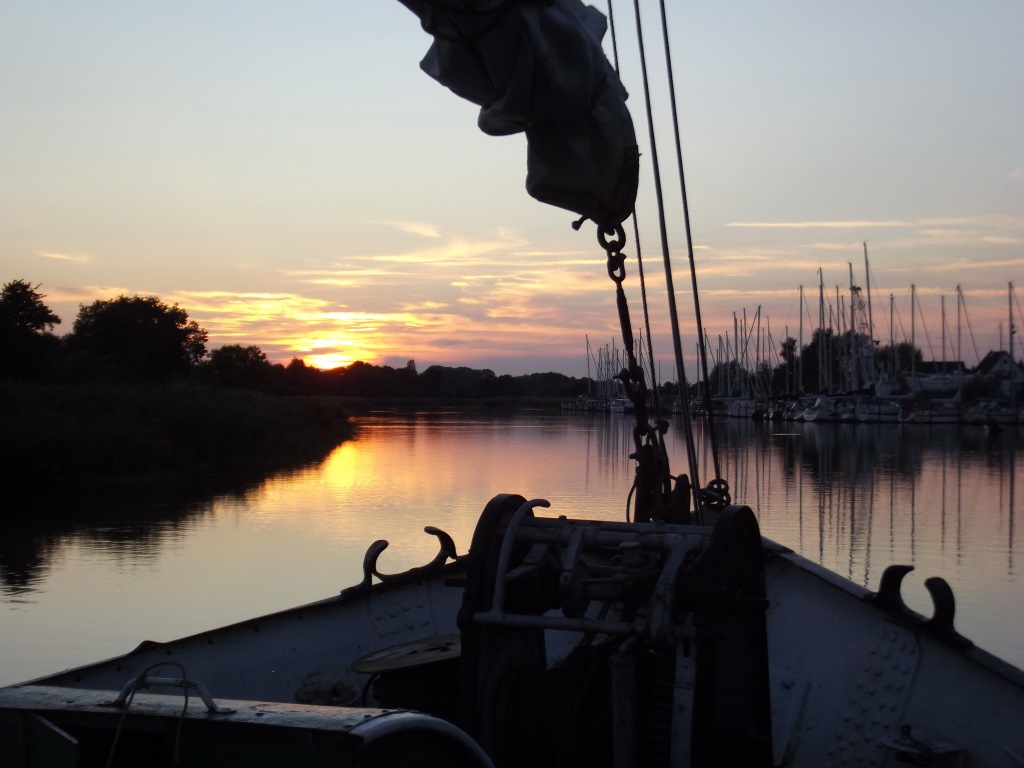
[[108, 674, 235, 714]]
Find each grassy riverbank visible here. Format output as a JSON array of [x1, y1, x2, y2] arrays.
[[1, 382, 356, 497]]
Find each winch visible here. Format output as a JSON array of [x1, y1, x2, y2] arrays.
[[455, 493, 774, 768]]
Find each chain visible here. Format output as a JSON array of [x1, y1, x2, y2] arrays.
[[598, 225, 723, 524], [598, 226, 678, 523]]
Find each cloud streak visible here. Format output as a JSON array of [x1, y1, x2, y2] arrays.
[[37, 250, 91, 264], [22, 219, 1022, 378], [381, 220, 444, 239]]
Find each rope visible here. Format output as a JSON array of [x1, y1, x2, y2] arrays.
[[629, 0, 704, 517], [606, 0, 621, 75], [656, 0, 722, 483], [106, 662, 190, 767], [607, 0, 661, 418], [633, 214, 663, 415]]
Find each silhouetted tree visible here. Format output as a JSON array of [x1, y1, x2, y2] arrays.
[[875, 342, 921, 378], [519, 371, 590, 398], [0, 280, 62, 378], [0, 280, 61, 333], [66, 295, 207, 381], [418, 365, 497, 398], [767, 337, 800, 395], [658, 380, 679, 403], [282, 358, 328, 395], [398, 360, 419, 395], [798, 328, 848, 393], [199, 344, 277, 391], [475, 372, 521, 398], [336, 360, 412, 398], [707, 359, 751, 398]]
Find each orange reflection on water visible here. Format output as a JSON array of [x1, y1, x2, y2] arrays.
[[3, 411, 1020, 690]]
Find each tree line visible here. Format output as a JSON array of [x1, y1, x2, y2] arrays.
[[0, 280, 593, 400], [15, 278, 986, 404]]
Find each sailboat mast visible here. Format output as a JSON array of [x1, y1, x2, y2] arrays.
[[733, 312, 740, 392], [755, 306, 762, 393], [890, 294, 895, 381], [720, 336, 726, 396], [863, 242, 875, 350], [1011, 282, 1017, 361], [818, 269, 826, 392], [743, 308, 749, 382], [798, 285, 804, 395], [956, 285, 962, 365], [942, 295, 947, 374], [836, 284, 843, 391], [1011, 281, 1018, 411], [911, 284, 917, 384], [586, 335, 592, 395], [849, 262, 858, 391]]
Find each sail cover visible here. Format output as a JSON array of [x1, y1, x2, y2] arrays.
[[396, 0, 639, 230]]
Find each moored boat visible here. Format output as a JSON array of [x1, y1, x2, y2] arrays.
[[801, 396, 838, 423], [964, 400, 1022, 426], [900, 402, 963, 425], [610, 397, 636, 414], [725, 397, 757, 419], [855, 397, 904, 423]]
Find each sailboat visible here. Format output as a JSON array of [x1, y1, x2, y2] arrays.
[[854, 396, 903, 423], [3, 2, 1022, 767]]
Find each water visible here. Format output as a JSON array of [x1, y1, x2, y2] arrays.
[[1, 409, 1021, 686]]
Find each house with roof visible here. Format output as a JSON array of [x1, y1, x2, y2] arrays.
[[973, 350, 1024, 400]]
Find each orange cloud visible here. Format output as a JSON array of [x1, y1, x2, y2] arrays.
[[36, 250, 92, 264]]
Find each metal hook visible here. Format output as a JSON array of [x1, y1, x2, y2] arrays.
[[343, 527, 459, 597], [870, 565, 973, 648]]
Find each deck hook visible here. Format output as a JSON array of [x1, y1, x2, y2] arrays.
[[923, 577, 973, 648], [873, 564, 916, 617], [870, 565, 973, 649], [344, 527, 459, 597]]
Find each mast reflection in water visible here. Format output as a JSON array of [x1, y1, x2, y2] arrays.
[[0, 410, 1020, 686], [686, 416, 1020, 662]]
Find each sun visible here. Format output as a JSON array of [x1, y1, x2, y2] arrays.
[[302, 352, 360, 370]]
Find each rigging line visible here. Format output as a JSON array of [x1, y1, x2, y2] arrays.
[[633, 206, 663, 415], [607, 0, 661, 417], [956, 287, 982, 365], [656, 0, 722, 483], [606, 0, 621, 74], [894, 311, 911, 358], [630, 0, 703, 515], [914, 290, 938, 363], [1012, 281, 1024, 361]]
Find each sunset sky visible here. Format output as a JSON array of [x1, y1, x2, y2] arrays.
[[3, 1, 1022, 379]]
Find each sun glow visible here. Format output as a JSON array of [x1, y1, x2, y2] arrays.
[[303, 352, 359, 370]]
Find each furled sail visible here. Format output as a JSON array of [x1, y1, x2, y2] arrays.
[[396, 0, 639, 230]]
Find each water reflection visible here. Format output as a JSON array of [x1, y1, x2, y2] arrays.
[[681, 418, 1020, 649], [0, 411, 1020, 685], [0, 464, 323, 598]]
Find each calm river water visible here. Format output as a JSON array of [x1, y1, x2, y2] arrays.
[[2, 409, 1021, 686]]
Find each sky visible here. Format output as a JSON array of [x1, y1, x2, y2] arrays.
[[2, 1, 1022, 380]]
